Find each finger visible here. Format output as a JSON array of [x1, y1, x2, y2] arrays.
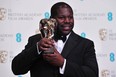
[[44, 40, 54, 47], [53, 48, 59, 54], [39, 40, 53, 48], [39, 46, 49, 51], [43, 55, 51, 61], [42, 43, 52, 48], [43, 53, 56, 57], [43, 55, 55, 62]]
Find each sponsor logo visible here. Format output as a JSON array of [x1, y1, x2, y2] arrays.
[[101, 70, 110, 77], [99, 29, 116, 41], [110, 52, 115, 62], [44, 12, 50, 19], [81, 32, 86, 38], [107, 12, 113, 21], [0, 34, 13, 42], [8, 9, 42, 21], [74, 11, 105, 21], [0, 8, 7, 21], [18, 75, 22, 77], [0, 50, 8, 63], [16, 33, 22, 42], [99, 29, 107, 41], [101, 70, 116, 77]]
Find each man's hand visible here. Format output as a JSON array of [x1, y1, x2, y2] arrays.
[[38, 38, 54, 51], [43, 48, 64, 67]]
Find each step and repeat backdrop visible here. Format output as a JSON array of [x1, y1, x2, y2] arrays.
[[0, 0, 116, 77]]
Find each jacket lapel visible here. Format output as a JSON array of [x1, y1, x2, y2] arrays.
[[61, 31, 80, 58]]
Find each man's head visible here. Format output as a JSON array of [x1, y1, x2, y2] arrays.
[[50, 2, 74, 36]]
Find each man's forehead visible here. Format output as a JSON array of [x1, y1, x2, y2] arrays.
[[57, 7, 73, 15]]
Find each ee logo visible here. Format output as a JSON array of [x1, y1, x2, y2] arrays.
[[81, 32, 86, 38], [18, 75, 22, 77], [107, 12, 113, 21], [44, 12, 50, 19], [110, 52, 115, 62], [16, 33, 22, 42]]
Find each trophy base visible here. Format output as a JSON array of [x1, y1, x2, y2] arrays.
[[43, 47, 54, 54]]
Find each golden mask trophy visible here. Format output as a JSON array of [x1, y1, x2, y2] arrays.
[[39, 18, 57, 54]]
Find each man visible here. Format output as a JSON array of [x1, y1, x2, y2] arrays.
[[12, 2, 99, 77]]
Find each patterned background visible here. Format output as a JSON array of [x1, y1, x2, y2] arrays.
[[0, 0, 116, 77]]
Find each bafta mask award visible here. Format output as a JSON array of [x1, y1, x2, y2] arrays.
[[39, 18, 57, 54]]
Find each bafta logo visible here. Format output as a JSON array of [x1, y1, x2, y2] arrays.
[[0, 8, 6, 21], [99, 29, 107, 41], [0, 50, 8, 63], [101, 70, 110, 77], [39, 18, 57, 54]]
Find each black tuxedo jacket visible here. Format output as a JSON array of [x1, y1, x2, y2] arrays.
[[12, 31, 99, 77]]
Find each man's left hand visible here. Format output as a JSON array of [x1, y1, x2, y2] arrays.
[[43, 48, 64, 67]]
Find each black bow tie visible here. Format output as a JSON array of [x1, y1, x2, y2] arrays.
[[59, 36, 67, 42], [54, 35, 67, 42]]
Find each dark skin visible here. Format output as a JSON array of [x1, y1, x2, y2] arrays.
[[38, 7, 74, 67]]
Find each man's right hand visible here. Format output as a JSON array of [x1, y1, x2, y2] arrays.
[[38, 38, 54, 51]]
